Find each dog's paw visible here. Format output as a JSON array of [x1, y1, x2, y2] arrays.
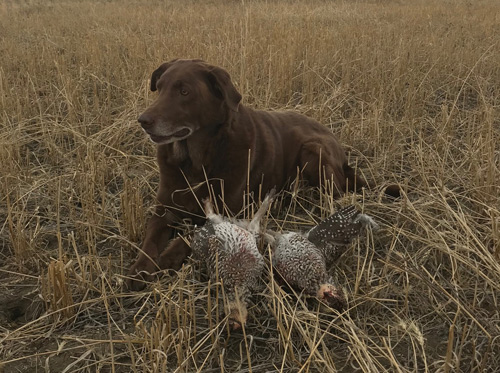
[[125, 258, 158, 291], [157, 237, 192, 271]]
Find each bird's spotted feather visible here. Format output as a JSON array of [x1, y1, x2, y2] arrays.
[[306, 205, 361, 246], [306, 205, 378, 262]]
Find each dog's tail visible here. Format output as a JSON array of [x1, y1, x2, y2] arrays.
[[343, 163, 400, 198]]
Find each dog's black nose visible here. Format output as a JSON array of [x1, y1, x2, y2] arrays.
[[138, 113, 153, 128]]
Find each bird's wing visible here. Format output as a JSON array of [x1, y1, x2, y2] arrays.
[[191, 221, 217, 260], [306, 205, 362, 246]]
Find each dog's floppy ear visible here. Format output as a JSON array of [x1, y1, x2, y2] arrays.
[[206, 66, 242, 112], [150, 59, 178, 92]]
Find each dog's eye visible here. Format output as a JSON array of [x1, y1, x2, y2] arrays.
[[180, 88, 189, 96]]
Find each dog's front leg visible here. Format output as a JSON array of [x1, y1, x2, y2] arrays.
[[126, 205, 175, 290]]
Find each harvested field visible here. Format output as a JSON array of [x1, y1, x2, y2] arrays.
[[1, 0, 499, 372]]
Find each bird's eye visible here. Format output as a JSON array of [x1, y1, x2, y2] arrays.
[[180, 88, 189, 96]]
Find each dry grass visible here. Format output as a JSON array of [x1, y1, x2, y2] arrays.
[[1, 0, 499, 372]]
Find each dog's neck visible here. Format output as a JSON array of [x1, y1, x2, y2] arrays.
[[161, 121, 228, 172], [170, 140, 189, 164]]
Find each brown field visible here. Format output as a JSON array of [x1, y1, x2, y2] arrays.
[[1, 0, 499, 372]]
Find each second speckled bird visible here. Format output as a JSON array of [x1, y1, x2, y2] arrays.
[[270, 205, 379, 311]]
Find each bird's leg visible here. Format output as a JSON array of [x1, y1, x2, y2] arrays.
[[202, 198, 224, 224], [246, 191, 274, 234], [261, 231, 276, 245]]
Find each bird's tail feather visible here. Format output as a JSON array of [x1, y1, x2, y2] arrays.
[[353, 213, 380, 231]]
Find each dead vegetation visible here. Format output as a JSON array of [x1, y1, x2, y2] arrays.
[[1, 0, 499, 372]]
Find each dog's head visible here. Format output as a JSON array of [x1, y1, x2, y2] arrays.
[[138, 59, 242, 145]]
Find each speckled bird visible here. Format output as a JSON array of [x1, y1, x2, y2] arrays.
[[191, 194, 273, 330], [271, 232, 347, 310], [269, 205, 379, 310]]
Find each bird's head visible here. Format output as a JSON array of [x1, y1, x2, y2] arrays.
[[317, 283, 347, 311], [227, 300, 248, 331]]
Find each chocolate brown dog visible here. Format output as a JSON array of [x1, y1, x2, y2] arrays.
[[127, 59, 397, 290]]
